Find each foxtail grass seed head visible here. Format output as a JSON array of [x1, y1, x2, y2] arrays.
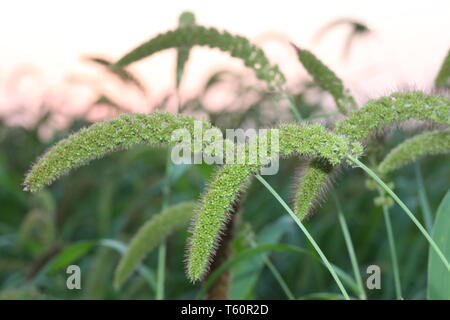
[[378, 130, 450, 175], [114, 201, 196, 288], [290, 90, 449, 221], [23, 111, 212, 192], [335, 91, 450, 142], [186, 125, 360, 281], [23, 88, 449, 285], [293, 159, 334, 220], [113, 25, 286, 89], [292, 44, 357, 115]]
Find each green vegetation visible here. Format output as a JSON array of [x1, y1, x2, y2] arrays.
[[1, 11, 449, 300]]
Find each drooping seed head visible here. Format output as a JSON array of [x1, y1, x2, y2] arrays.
[[335, 91, 450, 142], [292, 44, 357, 115], [23, 111, 212, 192], [113, 25, 286, 89], [186, 125, 359, 281], [292, 159, 334, 220], [378, 129, 450, 175], [291, 91, 450, 222], [114, 201, 196, 288]]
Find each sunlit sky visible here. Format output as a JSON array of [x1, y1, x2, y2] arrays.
[[0, 0, 449, 120]]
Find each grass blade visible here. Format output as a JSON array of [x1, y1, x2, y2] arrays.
[[381, 203, 403, 299], [427, 189, 450, 299], [334, 194, 366, 299]]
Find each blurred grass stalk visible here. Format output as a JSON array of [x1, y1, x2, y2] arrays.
[[156, 150, 173, 300], [380, 200, 402, 299], [334, 194, 367, 300]]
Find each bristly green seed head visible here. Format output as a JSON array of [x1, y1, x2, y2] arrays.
[[113, 25, 286, 89], [19, 209, 55, 249], [23, 111, 212, 192], [292, 44, 357, 115], [293, 159, 334, 220], [114, 201, 196, 289], [278, 123, 359, 164], [335, 91, 450, 142], [291, 91, 450, 222], [378, 129, 450, 175], [186, 125, 360, 281], [435, 49, 450, 89], [187, 163, 255, 281]]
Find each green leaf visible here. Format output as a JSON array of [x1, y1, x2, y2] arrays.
[[47, 241, 96, 274], [427, 189, 450, 299]]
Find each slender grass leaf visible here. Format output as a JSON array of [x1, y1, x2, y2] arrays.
[[427, 189, 450, 299], [47, 241, 96, 274]]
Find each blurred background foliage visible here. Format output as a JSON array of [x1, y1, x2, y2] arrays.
[[0, 14, 449, 300]]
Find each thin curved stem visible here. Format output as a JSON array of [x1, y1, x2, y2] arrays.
[[347, 155, 450, 273], [280, 87, 303, 121], [255, 174, 350, 300], [263, 253, 295, 300], [381, 203, 402, 299], [156, 150, 173, 300], [248, 238, 295, 300], [333, 194, 366, 300]]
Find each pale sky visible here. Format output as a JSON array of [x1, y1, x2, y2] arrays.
[[0, 0, 449, 121]]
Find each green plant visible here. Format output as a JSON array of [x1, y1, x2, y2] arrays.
[[114, 201, 196, 288], [23, 112, 212, 192], [21, 18, 450, 300], [112, 25, 285, 90], [293, 44, 357, 115], [289, 68, 450, 299], [187, 125, 359, 281], [378, 130, 450, 175]]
